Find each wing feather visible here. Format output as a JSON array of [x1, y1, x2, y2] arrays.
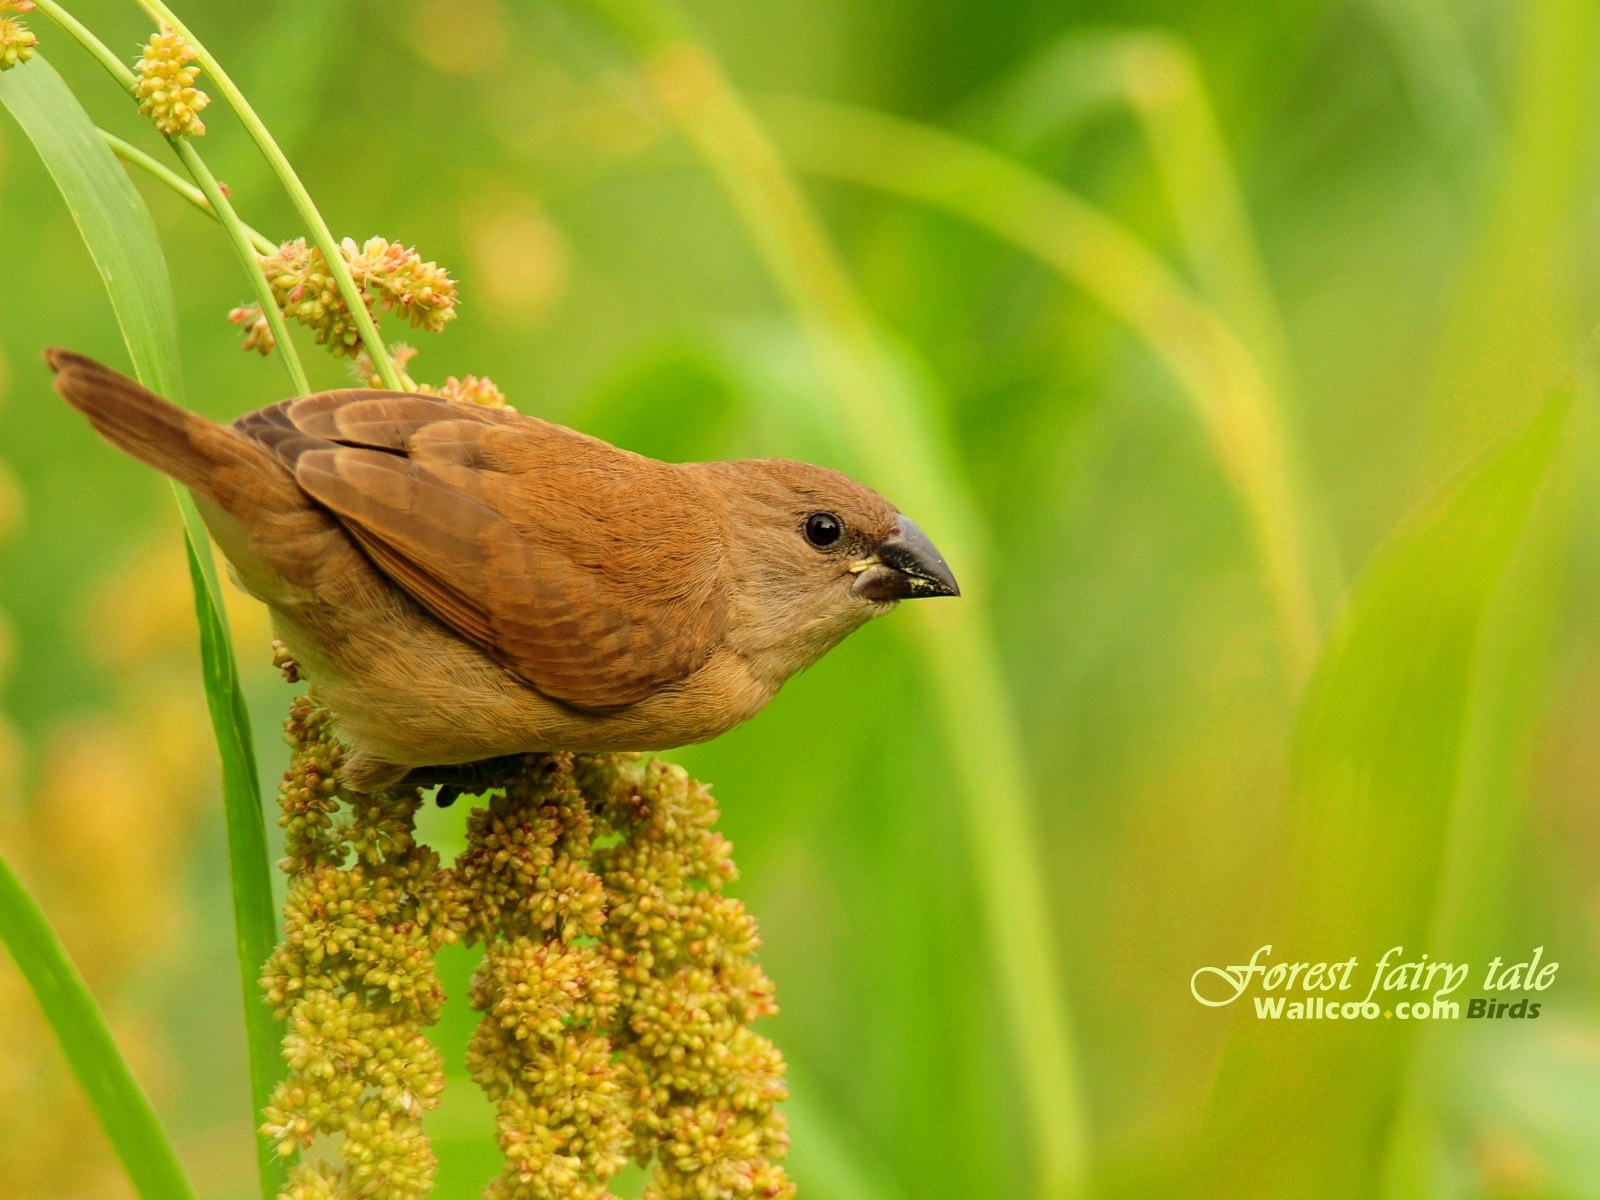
[[238, 390, 725, 711]]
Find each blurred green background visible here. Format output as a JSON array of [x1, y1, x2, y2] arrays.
[[4, 1, 1600, 1197]]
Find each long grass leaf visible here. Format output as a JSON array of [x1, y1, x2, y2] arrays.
[[765, 94, 1322, 688], [1193, 393, 1569, 1198], [137, 0, 403, 390], [0, 857, 199, 1200], [0, 53, 284, 1197], [560, 8, 1090, 1196], [981, 31, 1298, 398], [0, 56, 182, 394]]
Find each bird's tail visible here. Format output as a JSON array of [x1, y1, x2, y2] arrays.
[[45, 348, 287, 516]]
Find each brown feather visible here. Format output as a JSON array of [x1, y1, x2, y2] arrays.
[[240, 390, 728, 711]]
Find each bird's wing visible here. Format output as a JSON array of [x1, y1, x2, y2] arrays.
[[236, 391, 727, 712]]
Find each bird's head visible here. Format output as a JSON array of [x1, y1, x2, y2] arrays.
[[693, 458, 959, 685]]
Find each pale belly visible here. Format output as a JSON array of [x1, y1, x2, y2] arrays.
[[206, 495, 776, 786], [270, 599, 774, 776]]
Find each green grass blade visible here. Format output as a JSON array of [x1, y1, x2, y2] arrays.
[[784, 1069, 912, 1200], [0, 55, 182, 396], [765, 96, 1322, 687], [137, 0, 404, 390], [982, 31, 1298, 399], [561, 8, 1090, 1194], [1193, 393, 1570, 1198], [0, 53, 284, 1198], [0, 856, 199, 1200]]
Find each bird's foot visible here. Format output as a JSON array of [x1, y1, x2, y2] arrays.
[[400, 755, 529, 806]]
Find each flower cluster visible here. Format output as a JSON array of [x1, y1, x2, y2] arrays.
[[0, 1, 37, 73], [353, 347, 512, 410], [453, 758, 631, 1199], [583, 756, 794, 1200], [226, 221, 468, 394], [256, 239, 362, 356], [419, 374, 512, 410], [257, 693, 789, 1198], [448, 754, 793, 1200], [133, 26, 209, 137], [349, 237, 458, 334], [228, 303, 276, 355], [260, 695, 460, 1200], [253, 236, 458, 358]]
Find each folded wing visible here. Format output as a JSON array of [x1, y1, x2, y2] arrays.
[[237, 391, 726, 712]]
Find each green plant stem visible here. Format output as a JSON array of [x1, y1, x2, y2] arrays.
[[32, 0, 307, 395], [29, 0, 125, 80], [567, 4, 1091, 1196], [136, 0, 406, 390], [1109, 33, 1297, 399], [766, 95, 1320, 688], [23, 11, 294, 1198], [171, 488, 286, 1200], [169, 138, 310, 395], [101, 129, 273, 252], [0, 855, 200, 1200], [1113, 33, 1335, 620]]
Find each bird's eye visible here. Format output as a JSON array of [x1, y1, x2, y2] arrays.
[[804, 511, 844, 549]]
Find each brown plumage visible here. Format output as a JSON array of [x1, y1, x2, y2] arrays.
[[46, 349, 958, 789]]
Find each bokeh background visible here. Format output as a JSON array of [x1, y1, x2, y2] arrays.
[[5, 0, 1600, 1197]]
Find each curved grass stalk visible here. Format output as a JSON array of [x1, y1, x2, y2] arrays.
[[1109, 35, 1342, 626], [100, 130, 278, 256], [1106, 34, 1297, 399], [565, 3, 1091, 1196], [135, 0, 407, 390], [170, 139, 311, 395], [766, 96, 1321, 687], [0, 855, 199, 1200], [989, 31, 1299, 402], [31, 0, 306, 396], [15, 14, 295, 1197]]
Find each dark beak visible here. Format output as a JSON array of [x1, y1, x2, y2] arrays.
[[851, 515, 960, 602]]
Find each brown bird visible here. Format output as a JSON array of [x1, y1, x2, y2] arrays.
[[46, 350, 958, 790]]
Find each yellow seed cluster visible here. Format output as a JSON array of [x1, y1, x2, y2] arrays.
[[346, 237, 458, 334], [258, 239, 364, 355], [133, 26, 209, 137], [449, 754, 794, 1199], [260, 696, 459, 1200], [583, 756, 795, 1200], [253, 237, 459, 359], [455, 759, 631, 1199], [0, 11, 36, 72], [228, 303, 277, 355], [420, 373, 512, 409], [360, 347, 513, 409], [259, 703, 789, 1199]]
